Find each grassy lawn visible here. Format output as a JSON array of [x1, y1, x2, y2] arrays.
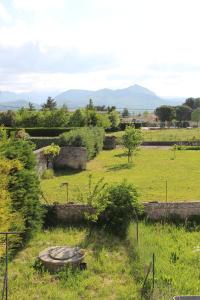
[[129, 222, 200, 299], [41, 148, 200, 203], [4, 227, 139, 300], [3, 223, 200, 299], [107, 128, 200, 141]]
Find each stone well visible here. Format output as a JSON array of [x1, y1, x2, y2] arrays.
[[38, 246, 85, 272]]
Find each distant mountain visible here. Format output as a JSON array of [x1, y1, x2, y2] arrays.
[[0, 90, 58, 111], [55, 84, 183, 109], [0, 85, 184, 110]]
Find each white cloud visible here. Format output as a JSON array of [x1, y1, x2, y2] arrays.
[[0, 2, 11, 22], [1, 0, 200, 96]]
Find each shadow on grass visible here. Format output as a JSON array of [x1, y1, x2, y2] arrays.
[[54, 168, 82, 177], [106, 162, 133, 172]]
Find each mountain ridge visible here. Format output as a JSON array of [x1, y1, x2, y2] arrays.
[[0, 84, 184, 110]]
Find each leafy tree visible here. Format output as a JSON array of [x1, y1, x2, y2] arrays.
[[43, 143, 60, 168], [86, 99, 95, 110], [96, 113, 111, 128], [69, 109, 86, 127], [44, 109, 69, 127], [192, 108, 200, 126], [122, 108, 129, 117], [155, 105, 175, 125], [86, 109, 98, 126], [107, 106, 116, 113], [175, 105, 192, 121], [183, 98, 200, 110], [42, 96, 57, 110], [122, 126, 143, 162], [109, 110, 120, 129], [28, 102, 35, 111], [0, 110, 16, 127]]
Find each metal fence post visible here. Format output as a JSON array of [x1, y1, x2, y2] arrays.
[[0, 232, 21, 300], [152, 253, 155, 289]]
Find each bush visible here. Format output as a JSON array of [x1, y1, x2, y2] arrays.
[[0, 139, 43, 241], [42, 169, 54, 179], [101, 181, 142, 236], [59, 127, 104, 160], [30, 137, 60, 149], [0, 158, 25, 256]]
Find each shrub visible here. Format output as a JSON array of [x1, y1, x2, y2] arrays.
[[101, 181, 142, 236], [42, 169, 54, 179], [0, 139, 43, 241], [59, 127, 104, 160], [15, 129, 30, 140], [0, 158, 24, 255], [43, 143, 60, 168], [30, 137, 60, 149]]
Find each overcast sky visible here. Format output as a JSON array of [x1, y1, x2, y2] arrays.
[[1, 0, 200, 97]]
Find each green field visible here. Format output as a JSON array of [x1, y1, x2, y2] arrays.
[[4, 227, 139, 300], [107, 128, 200, 141], [3, 223, 200, 299], [41, 148, 200, 203]]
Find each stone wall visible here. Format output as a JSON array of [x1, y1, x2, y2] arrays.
[[143, 201, 200, 220], [54, 146, 87, 170], [142, 141, 200, 146], [44, 201, 200, 225], [103, 136, 116, 150], [34, 148, 47, 176], [34, 146, 87, 176], [44, 203, 94, 225]]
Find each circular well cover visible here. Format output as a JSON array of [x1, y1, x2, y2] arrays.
[[49, 246, 80, 261]]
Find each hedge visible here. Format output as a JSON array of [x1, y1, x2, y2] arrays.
[[59, 127, 105, 160], [30, 137, 60, 149], [6, 127, 76, 137]]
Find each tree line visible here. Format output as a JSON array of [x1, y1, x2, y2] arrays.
[[155, 98, 200, 126], [0, 98, 121, 129]]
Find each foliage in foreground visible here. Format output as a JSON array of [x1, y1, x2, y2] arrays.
[[81, 177, 142, 236], [5, 228, 139, 300], [0, 139, 43, 244]]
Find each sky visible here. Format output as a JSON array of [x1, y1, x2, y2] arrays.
[[1, 0, 200, 97]]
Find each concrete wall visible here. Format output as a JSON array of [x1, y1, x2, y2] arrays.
[[44, 201, 200, 225], [34, 146, 87, 176]]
